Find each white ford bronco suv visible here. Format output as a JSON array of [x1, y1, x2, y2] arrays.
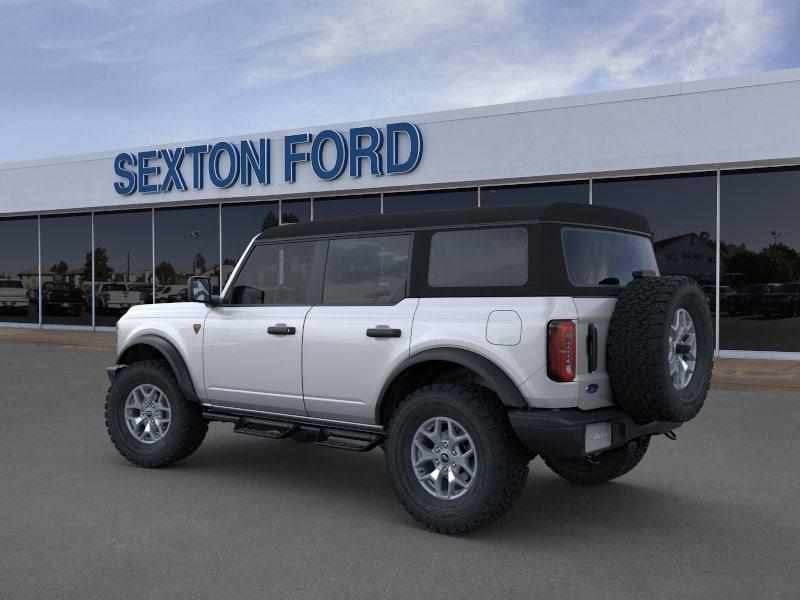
[[105, 203, 712, 533]]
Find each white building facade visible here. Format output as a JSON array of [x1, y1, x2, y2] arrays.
[[1, 69, 800, 358]]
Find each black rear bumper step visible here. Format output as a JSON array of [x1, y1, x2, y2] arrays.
[[508, 406, 681, 458]]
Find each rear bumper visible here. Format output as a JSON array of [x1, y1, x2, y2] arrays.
[[508, 407, 681, 458]]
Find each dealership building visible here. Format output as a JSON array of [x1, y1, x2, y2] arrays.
[[1, 68, 800, 358]]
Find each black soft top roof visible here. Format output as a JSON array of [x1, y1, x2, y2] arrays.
[[256, 202, 651, 241]]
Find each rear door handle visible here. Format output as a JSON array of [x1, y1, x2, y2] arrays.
[[268, 323, 296, 335], [366, 326, 401, 338]]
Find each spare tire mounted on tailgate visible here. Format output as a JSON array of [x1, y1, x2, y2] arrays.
[[607, 275, 713, 423]]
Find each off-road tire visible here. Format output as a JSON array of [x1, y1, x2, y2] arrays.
[[608, 276, 713, 423], [385, 383, 529, 534], [105, 360, 208, 468], [543, 436, 650, 485]]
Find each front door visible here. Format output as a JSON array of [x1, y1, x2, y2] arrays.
[[203, 239, 325, 415], [302, 234, 415, 424]]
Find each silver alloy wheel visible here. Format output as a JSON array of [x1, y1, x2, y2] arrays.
[[411, 416, 477, 500], [124, 384, 172, 444], [668, 308, 697, 390]]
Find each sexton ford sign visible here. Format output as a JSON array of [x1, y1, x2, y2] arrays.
[[112, 122, 423, 196]]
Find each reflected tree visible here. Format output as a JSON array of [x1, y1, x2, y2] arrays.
[[156, 261, 177, 284]]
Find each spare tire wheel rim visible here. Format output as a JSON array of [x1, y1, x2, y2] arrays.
[[411, 417, 477, 500], [668, 307, 697, 390]]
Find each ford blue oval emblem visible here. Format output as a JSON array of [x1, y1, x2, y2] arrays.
[[586, 383, 599, 394]]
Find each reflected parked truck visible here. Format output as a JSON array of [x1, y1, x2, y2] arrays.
[[0, 279, 29, 315]]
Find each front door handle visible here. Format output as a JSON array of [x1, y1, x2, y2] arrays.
[[268, 323, 296, 335], [366, 326, 401, 338]]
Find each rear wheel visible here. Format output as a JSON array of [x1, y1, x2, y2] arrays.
[[105, 360, 208, 468], [543, 436, 650, 485], [385, 383, 528, 534]]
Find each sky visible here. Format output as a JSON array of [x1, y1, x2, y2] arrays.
[[0, 0, 798, 163]]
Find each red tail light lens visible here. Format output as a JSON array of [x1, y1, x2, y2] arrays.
[[547, 320, 576, 382]]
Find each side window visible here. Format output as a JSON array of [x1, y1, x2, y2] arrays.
[[323, 235, 410, 305], [228, 241, 316, 305], [428, 227, 528, 287]]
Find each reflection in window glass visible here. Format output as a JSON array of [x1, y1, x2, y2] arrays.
[[429, 228, 528, 287], [0, 217, 38, 324], [383, 189, 477, 214], [281, 199, 311, 224], [221, 201, 279, 287], [313, 195, 381, 220], [323, 236, 410, 304], [482, 181, 588, 207], [720, 167, 800, 351], [93, 210, 153, 327], [155, 206, 219, 302], [229, 241, 316, 305], [40, 214, 92, 325], [593, 174, 717, 283], [562, 228, 658, 287]]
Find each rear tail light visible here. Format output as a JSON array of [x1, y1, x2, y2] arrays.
[[547, 320, 576, 382]]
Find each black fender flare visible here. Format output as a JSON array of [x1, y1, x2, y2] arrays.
[[376, 347, 527, 422], [118, 334, 200, 403]]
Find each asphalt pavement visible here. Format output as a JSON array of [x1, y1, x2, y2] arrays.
[[0, 341, 798, 600]]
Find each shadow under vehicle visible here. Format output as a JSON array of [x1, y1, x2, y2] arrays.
[[721, 283, 781, 316], [41, 282, 85, 316], [760, 283, 800, 318], [0, 279, 30, 315]]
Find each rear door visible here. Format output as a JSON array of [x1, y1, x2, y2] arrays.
[[302, 234, 416, 424], [203, 240, 325, 415], [562, 227, 660, 409]]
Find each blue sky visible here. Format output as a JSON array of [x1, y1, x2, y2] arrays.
[[0, 0, 798, 163]]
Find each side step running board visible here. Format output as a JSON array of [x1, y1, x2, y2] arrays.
[[218, 415, 385, 452], [234, 417, 299, 439]]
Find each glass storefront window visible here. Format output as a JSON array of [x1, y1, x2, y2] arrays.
[[383, 189, 477, 214], [155, 205, 220, 302], [481, 181, 589, 206], [720, 167, 800, 352], [0, 217, 39, 324], [313, 195, 381, 220], [93, 210, 153, 327], [40, 214, 92, 325], [281, 199, 311, 224], [221, 201, 279, 287]]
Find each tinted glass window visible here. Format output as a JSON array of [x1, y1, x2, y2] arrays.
[[383, 189, 477, 214], [0, 217, 38, 324], [720, 167, 800, 352], [155, 206, 219, 302], [40, 214, 92, 325], [93, 210, 153, 326], [313, 195, 381, 220], [281, 199, 311, 224], [229, 241, 316, 305], [594, 173, 717, 283], [221, 201, 279, 287], [428, 228, 528, 287], [482, 181, 589, 207], [562, 228, 658, 286], [323, 235, 410, 305]]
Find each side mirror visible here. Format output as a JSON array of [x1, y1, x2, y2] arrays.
[[187, 276, 212, 303]]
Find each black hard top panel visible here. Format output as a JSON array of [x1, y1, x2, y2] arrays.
[[256, 202, 651, 241]]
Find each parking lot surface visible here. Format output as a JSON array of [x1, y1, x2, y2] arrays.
[[1, 342, 798, 600]]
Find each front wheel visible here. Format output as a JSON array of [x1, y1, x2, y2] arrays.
[[543, 436, 650, 485], [105, 360, 208, 468], [385, 383, 529, 534]]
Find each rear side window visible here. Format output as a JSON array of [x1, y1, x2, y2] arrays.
[[0, 280, 23, 288], [562, 228, 657, 286], [428, 227, 528, 287], [229, 241, 317, 305], [323, 235, 410, 305]]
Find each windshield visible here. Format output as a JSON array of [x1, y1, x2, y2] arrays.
[[781, 284, 800, 293], [742, 284, 766, 293], [561, 228, 658, 287]]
